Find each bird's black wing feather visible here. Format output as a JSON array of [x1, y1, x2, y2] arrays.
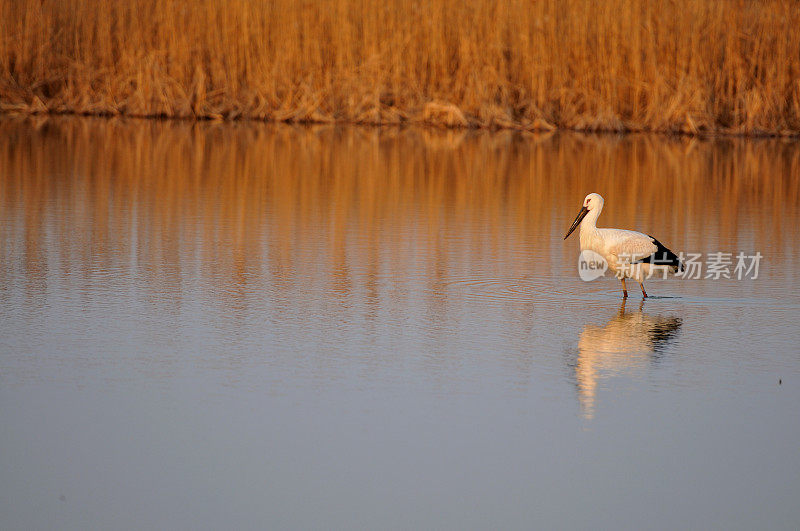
[[633, 236, 684, 272]]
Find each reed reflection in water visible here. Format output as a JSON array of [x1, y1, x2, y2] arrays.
[[1, 117, 799, 393], [2, 117, 800, 529], [1, 116, 798, 407], [2, 116, 798, 295]]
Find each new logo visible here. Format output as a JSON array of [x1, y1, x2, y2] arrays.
[[578, 249, 608, 281]]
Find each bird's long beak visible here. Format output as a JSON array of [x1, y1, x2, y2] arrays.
[[564, 206, 589, 240]]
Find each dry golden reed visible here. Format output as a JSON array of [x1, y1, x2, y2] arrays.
[[1, 0, 799, 134]]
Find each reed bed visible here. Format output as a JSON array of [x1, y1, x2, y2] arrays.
[[1, 0, 799, 135]]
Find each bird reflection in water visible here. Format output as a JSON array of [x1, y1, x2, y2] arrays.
[[574, 300, 682, 420]]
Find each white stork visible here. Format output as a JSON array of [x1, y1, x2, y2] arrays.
[[564, 193, 684, 298]]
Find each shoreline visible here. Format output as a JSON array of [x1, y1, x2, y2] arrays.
[[3, 108, 799, 140]]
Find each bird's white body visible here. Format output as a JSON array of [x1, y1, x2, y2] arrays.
[[579, 226, 658, 283], [565, 193, 681, 297]]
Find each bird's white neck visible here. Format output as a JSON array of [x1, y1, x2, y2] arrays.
[[579, 205, 602, 245]]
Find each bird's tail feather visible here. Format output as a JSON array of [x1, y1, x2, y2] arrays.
[[643, 236, 684, 273]]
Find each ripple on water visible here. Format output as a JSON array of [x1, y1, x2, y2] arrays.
[[441, 277, 613, 305], [441, 277, 800, 311]]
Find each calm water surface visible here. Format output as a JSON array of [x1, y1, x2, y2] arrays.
[[1, 118, 799, 530]]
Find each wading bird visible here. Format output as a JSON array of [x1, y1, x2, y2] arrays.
[[564, 193, 683, 298]]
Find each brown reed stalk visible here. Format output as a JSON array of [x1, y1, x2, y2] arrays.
[[1, 0, 799, 135]]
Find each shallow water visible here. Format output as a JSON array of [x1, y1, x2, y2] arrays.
[[1, 117, 799, 530]]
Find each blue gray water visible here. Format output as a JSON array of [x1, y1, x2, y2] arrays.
[[1, 118, 799, 530]]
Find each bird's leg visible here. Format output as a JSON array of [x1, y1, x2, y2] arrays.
[[639, 282, 648, 298], [620, 278, 628, 298]]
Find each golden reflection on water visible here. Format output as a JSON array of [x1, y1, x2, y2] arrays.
[[576, 300, 682, 420], [1, 117, 799, 414], [2, 117, 798, 287]]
